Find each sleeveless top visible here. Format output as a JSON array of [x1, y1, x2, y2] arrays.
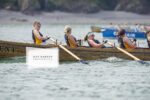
[[88, 39, 100, 47], [118, 37, 126, 48], [118, 37, 134, 49], [64, 34, 77, 48], [32, 30, 45, 45]]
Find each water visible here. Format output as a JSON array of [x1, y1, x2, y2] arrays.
[[0, 24, 150, 100]]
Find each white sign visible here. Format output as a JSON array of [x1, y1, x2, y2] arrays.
[[26, 47, 59, 69]]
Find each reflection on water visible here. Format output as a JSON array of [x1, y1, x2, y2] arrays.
[[0, 57, 26, 63]]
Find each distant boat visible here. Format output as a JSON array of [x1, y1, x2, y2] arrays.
[[102, 28, 146, 39], [91, 26, 146, 39]]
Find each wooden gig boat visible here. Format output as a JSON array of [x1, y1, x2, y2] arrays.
[[0, 40, 150, 61]]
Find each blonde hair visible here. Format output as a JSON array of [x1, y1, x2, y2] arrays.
[[33, 21, 41, 27], [64, 25, 72, 34]]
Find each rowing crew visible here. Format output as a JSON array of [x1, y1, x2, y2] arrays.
[[32, 21, 150, 49], [64, 25, 106, 48], [63, 25, 137, 49]]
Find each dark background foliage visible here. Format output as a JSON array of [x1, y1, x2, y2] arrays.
[[0, 0, 149, 14]]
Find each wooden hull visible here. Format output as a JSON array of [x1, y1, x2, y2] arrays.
[[0, 40, 150, 61]]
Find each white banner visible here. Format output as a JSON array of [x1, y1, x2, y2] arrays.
[[26, 47, 59, 69]]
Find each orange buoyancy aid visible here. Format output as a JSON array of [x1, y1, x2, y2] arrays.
[[124, 42, 135, 49], [118, 37, 135, 49], [64, 34, 77, 48]]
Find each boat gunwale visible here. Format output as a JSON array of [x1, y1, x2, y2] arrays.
[[0, 40, 150, 50]]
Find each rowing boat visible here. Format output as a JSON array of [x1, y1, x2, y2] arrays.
[[0, 40, 150, 61]]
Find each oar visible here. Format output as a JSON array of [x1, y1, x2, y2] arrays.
[[49, 37, 89, 64], [107, 42, 148, 64], [91, 26, 149, 65]]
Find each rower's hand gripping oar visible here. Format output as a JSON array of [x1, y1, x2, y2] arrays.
[[49, 37, 89, 64], [107, 42, 149, 65]]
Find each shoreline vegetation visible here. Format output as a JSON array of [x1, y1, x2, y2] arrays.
[[0, 0, 150, 14], [0, 0, 150, 25], [0, 10, 150, 25]]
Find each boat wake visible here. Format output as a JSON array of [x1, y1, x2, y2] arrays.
[[103, 57, 150, 67], [104, 57, 124, 63]]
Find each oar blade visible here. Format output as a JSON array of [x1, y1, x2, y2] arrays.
[[138, 60, 150, 65], [80, 60, 89, 65]]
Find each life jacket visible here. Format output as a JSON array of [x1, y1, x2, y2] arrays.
[[64, 34, 77, 48], [32, 30, 45, 45], [88, 39, 100, 47], [118, 37, 134, 49], [124, 42, 134, 49], [118, 37, 126, 48]]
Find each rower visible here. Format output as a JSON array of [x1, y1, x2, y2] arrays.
[[64, 25, 78, 48], [117, 29, 136, 49], [146, 31, 150, 48], [84, 33, 106, 48], [32, 21, 49, 45]]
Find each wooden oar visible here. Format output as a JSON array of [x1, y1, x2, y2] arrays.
[[49, 37, 89, 64], [107, 42, 149, 65], [91, 26, 149, 65], [107, 42, 141, 61]]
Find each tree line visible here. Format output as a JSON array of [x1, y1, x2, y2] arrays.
[[0, 0, 149, 14]]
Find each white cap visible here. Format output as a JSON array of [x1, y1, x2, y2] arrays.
[[64, 25, 72, 33]]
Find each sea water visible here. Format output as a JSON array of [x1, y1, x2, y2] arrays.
[[0, 24, 150, 100]]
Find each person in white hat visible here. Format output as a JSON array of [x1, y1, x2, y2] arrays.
[[64, 25, 78, 48], [84, 32, 106, 48]]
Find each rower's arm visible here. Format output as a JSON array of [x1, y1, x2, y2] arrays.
[[88, 40, 104, 48]]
